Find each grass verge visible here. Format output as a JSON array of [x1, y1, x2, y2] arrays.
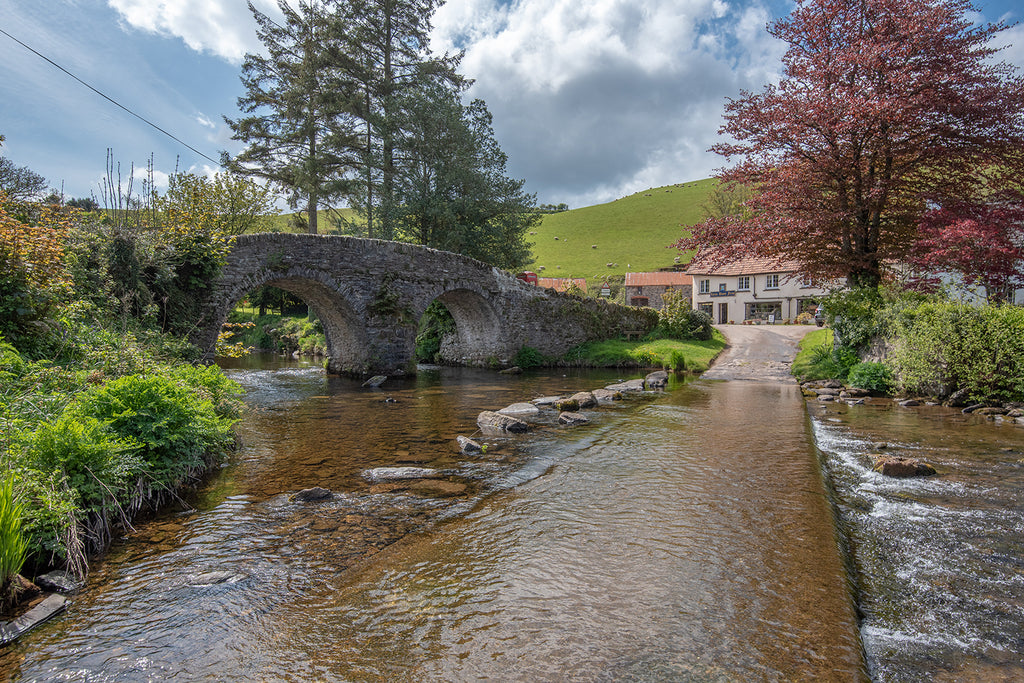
[[790, 328, 834, 381], [560, 330, 727, 372]]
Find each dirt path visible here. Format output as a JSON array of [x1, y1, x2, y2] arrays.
[[702, 324, 817, 383]]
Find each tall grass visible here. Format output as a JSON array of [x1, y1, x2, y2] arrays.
[[1, 472, 28, 608]]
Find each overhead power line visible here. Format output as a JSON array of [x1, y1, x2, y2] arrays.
[[0, 26, 222, 168]]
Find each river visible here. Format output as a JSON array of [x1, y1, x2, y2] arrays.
[[3, 356, 1022, 681]]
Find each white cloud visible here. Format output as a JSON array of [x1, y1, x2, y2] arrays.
[[195, 112, 216, 129], [106, 0, 280, 63], [434, 0, 786, 205]]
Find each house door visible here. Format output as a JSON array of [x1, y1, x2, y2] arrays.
[[718, 302, 729, 324]]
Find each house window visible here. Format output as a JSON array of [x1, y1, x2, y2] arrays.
[[737, 276, 750, 290], [699, 303, 713, 316], [699, 279, 710, 294], [765, 274, 780, 289]]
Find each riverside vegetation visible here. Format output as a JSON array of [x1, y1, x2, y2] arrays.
[[792, 287, 1024, 406], [0, 186, 246, 617]]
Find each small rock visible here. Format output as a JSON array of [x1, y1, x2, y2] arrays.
[[644, 371, 669, 389], [570, 391, 597, 408], [34, 570, 84, 594], [554, 398, 580, 412], [592, 388, 622, 402], [559, 411, 590, 425], [456, 435, 483, 454], [873, 442, 890, 450], [962, 403, 985, 414], [499, 366, 523, 375], [362, 375, 387, 388], [498, 402, 541, 417], [188, 571, 240, 586], [871, 455, 936, 478], [814, 388, 842, 396], [606, 379, 645, 393], [817, 395, 835, 402], [531, 395, 564, 406], [845, 398, 865, 405], [974, 406, 1008, 416], [362, 467, 441, 482], [477, 410, 530, 433], [945, 387, 971, 408], [290, 487, 333, 502], [898, 399, 921, 407], [841, 388, 870, 398]]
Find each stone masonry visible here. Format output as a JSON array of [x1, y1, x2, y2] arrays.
[[192, 234, 659, 376]]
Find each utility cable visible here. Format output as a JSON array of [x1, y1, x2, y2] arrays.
[[0, 26, 222, 168]]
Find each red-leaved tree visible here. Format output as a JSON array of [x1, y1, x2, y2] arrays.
[[676, 0, 1024, 289], [908, 198, 1024, 301]]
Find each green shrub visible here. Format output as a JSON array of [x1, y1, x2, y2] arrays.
[[73, 373, 237, 491], [26, 415, 143, 515], [847, 362, 894, 394], [657, 290, 713, 340], [512, 345, 545, 369]]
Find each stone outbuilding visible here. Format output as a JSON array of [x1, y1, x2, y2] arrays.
[[623, 272, 693, 309]]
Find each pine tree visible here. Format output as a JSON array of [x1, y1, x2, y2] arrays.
[[223, 0, 359, 234]]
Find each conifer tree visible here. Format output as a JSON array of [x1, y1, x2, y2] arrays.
[[223, 0, 358, 234]]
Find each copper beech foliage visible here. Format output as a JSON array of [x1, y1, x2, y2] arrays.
[[676, 0, 1024, 289]]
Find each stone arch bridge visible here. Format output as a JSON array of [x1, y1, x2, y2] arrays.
[[193, 234, 659, 376]]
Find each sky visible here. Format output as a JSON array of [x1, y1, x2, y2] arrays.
[[2, 0, 1023, 209]]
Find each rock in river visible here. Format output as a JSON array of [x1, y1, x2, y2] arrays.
[[644, 371, 669, 389], [477, 410, 530, 433], [456, 435, 483, 454], [362, 467, 441, 482], [871, 455, 937, 477], [290, 487, 333, 502], [570, 391, 598, 408], [498, 402, 540, 418], [559, 411, 590, 426]]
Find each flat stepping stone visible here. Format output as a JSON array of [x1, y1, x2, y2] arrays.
[[606, 379, 645, 392], [498, 402, 540, 417], [477, 410, 530, 433], [559, 411, 590, 426], [1, 594, 69, 646]]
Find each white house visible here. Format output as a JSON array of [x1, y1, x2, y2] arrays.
[[687, 254, 835, 324]]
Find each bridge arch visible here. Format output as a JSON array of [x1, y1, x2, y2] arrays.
[[208, 268, 374, 375], [418, 287, 508, 366]]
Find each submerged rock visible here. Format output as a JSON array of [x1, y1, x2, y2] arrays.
[[477, 410, 530, 433], [362, 467, 441, 482], [897, 399, 922, 407], [559, 411, 590, 426], [871, 455, 937, 478], [361, 375, 387, 388], [531, 395, 564, 407], [290, 487, 333, 502], [499, 366, 523, 375]]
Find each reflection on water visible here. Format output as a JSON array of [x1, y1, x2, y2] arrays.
[[808, 398, 1024, 682], [6, 360, 864, 681]]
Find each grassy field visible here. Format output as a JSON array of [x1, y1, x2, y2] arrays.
[[264, 179, 717, 290], [528, 178, 715, 290]]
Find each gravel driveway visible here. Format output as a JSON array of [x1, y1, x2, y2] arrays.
[[701, 324, 817, 383]]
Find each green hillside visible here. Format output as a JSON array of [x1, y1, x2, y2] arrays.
[[528, 178, 714, 290]]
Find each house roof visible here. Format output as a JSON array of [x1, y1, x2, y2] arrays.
[[537, 277, 588, 293], [685, 253, 800, 276], [624, 271, 693, 287]]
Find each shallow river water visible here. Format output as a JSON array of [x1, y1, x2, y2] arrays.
[[4, 357, 1022, 681]]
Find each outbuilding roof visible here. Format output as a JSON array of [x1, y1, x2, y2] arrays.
[[537, 277, 588, 293], [623, 272, 693, 287]]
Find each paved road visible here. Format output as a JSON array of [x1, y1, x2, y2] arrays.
[[702, 324, 817, 383]]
